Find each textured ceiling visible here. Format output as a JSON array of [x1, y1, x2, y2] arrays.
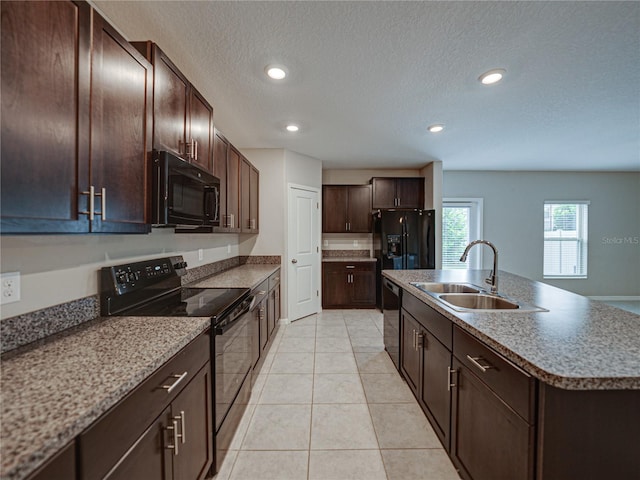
[[93, 1, 640, 171]]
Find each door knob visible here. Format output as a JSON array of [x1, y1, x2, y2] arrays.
[[291, 259, 298, 264]]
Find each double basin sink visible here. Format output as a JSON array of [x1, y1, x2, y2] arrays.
[[409, 282, 547, 313]]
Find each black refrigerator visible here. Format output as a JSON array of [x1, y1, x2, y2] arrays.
[[374, 209, 435, 309]]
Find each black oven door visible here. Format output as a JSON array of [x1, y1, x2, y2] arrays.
[[214, 304, 252, 432]]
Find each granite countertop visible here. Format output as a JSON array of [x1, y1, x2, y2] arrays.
[[383, 269, 640, 390], [0, 315, 210, 480], [322, 257, 377, 262], [191, 264, 280, 290]]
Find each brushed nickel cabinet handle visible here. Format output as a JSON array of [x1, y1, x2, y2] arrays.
[[447, 366, 457, 391], [167, 419, 179, 455], [174, 411, 186, 444], [466, 355, 494, 373], [161, 372, 188, 393], [99, 187, 106, 220], [80, 186, 95, 220]]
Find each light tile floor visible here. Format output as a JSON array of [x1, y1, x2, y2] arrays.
[[214, 309, 461, 480]]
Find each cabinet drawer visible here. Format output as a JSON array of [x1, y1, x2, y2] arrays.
[[453, 326, 535, 423], [403, 292, 452, 349], [79, 330, 210, 480], [268, 270, 281, 291]]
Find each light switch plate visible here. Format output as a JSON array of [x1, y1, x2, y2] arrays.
[[1, 272, 21, 304], [198, 249, 204, 261]]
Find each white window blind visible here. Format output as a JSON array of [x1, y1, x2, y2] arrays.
[[543, 202, 589, 278], [442, 199, 483, 269]]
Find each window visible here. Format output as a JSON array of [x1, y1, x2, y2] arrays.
[[442, 199, 483, 269], [543, 202, 589, 278]]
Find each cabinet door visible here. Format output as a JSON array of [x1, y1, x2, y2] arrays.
[[371, 178, 396, 209], [321, 264, 350, 308], [420, 331, 452, 450], [322, 185, 348, 232], [90, 12, 151, 233], [26, 441, 76, 480], [172, 364, 213, 480], [240, 158, 251, 232], [104, 406, 173, 480], [451, 358, 534, 480], [259, 298, 268, 352], [213, 131, 228, 229], [150, 46, 189, 156], [350, 266, 376, 306], [1, 0, 91, 233], [400, 310, 421, 394], [395, 178, 424, 209], [227, 147, 241, 231], [268, 288, 277, 336], [249, 164, 259, 232], [347, 185, 372, 232], [274, 286, 281, 328], [251, 304, 261, 369], [189, 88, 213, 173]]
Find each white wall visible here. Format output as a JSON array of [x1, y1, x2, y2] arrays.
[[240, 148, 286, 257], [0, 231, 241, 318], [443, 171, 640, 296]]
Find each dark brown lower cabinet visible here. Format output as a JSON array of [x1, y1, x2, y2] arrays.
[[322, 262, 376, 308], [451, 358, 534, 480], [79, 331, 212, 480], [250, 269, 280, 377], [26, 441, 76, 480], [400, 307, 452, 450]]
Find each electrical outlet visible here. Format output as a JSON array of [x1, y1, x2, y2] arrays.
[[323, 240, 328, 247], [353, 240, 359, 247], [1, 272, 21, 305], [198, 249, 204, 261], [227, 244, 231, 254]]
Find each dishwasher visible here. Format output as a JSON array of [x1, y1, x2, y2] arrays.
[[382, 277, 402, 370]]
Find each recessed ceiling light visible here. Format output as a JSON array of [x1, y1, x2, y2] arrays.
[[479, 68, 506, 85], [286, 124, 299, 132], [265, 65, 287, 80], [427, 124, 444, 133]]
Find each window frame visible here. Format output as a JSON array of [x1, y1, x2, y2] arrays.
[[543, 200, 589, 279], [442, 198, 484, 270]]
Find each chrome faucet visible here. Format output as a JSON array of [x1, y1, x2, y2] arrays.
[[460, 240, 499, 294]]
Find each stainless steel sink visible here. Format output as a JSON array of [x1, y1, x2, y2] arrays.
[[410, 282, 482, 294], [439, 293, 520, 310]]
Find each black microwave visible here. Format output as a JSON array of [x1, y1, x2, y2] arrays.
[[152, 150, 220, 227]]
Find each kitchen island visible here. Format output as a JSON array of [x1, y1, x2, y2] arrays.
[[382, 268, 640, 480]]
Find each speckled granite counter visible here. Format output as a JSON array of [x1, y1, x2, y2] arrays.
[[0, 315, 210, 480], [322, 257, 377, 263], [191, 264, 280, 290], [383, 269, 640, 390]]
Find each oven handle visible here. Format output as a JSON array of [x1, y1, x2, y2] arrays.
[[215, 298, 253, 335]]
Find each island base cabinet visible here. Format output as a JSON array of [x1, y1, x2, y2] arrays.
[[26, 441, 76, 480], [450, 358, 535, 480], [536, 384, 640, 480]]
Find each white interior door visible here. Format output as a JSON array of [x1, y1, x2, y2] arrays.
[[287, 185, 320, 321]]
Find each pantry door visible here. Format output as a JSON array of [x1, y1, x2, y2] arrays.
[[287, 184, 320, 321]]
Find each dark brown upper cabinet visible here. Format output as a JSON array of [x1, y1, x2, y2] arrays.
[[132, 42, 213, 173], [240, 156, 259, 233], [322, 185, 372, 233], [1, 1, 152, 234], [371, 177, 424, 209]]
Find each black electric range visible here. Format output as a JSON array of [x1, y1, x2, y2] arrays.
[[100, 255, 254, 476], [100, 255, 250, 321]]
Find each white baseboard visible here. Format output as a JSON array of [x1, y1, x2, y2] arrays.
[[588, 296, 640, 301]]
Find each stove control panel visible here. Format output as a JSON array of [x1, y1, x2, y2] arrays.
[[101, 256, 188, 300]]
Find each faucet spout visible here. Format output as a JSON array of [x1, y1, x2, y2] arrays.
[[459, 240, 499, 294]]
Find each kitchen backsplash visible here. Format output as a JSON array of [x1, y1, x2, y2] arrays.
[[0, 255, 281, 355], [322, 249, 371, 258]]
